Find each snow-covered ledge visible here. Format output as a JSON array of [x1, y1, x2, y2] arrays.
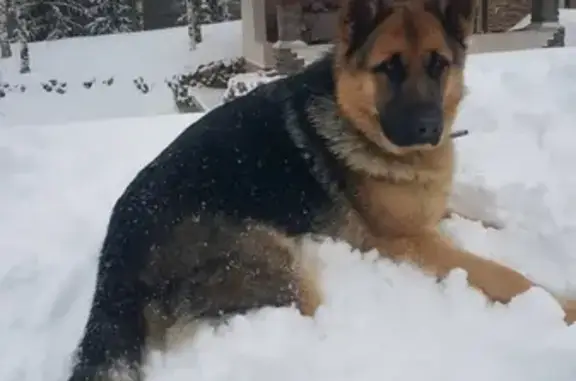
[[223, 71, 284, 103]]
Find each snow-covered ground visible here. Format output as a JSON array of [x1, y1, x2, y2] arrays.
[[0, 21, 241, 127], [3, 41, 576, 381]]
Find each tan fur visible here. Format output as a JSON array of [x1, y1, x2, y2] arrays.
[[325, 0, 576, 324]]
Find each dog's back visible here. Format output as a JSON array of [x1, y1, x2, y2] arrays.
[[105, 56, 340, 252]]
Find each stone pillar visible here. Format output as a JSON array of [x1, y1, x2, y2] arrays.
[[242, 0, 274, 68], [531, 0, 559, 24], [276, 0, 302, 42], [274, 0, 305, 75]]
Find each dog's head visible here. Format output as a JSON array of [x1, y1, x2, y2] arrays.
[[334, 0, 473, 155]]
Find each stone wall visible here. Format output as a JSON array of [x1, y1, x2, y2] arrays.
[[486, 0, 532, 32]]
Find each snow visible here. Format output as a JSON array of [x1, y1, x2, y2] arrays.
[[3, 33, 576, 381], [0, 21, 241, 127]]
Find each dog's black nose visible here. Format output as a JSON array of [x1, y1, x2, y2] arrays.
[[379, 102, 444, 148], [416, 113, 441, 142], [412, 105, 442, 145]]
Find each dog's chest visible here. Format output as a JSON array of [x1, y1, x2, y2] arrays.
[[317, 176, 450, 251]]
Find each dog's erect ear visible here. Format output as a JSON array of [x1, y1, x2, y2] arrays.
[[426, 0, 475, 44], [337, 0, 393, 58]]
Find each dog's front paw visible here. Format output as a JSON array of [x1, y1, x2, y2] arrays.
[[559, 299, 576, 325]]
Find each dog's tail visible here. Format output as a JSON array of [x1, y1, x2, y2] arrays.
[[67, 243, 147, 381]]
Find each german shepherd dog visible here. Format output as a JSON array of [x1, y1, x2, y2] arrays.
[[67, 1, 576, 380]]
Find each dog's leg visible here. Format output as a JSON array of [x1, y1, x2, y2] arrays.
[[291, 242, 323, 317], [371, 230, 529, 298], [144, 220, 324, 325], [374, 230, 576, 323], [558, 299, 576, 324], [192, 227, 324, 319]]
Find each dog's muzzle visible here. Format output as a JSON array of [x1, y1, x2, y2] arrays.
[[380, 103, 444, 147]]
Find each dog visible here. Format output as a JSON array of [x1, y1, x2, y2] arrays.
[[67, 1, 576, 380]]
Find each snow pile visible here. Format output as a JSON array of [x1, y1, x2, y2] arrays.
[[146, 240, 576, 381], [3, 46, 576, 381]]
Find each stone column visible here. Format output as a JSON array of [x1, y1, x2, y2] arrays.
[[276, 0, 302, 42], [531, 0, 559, 24], [242, 0, 274, 68], [274, 0, 305, 75]]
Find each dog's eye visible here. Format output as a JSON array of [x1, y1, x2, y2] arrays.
[[426, 51, 450, 79], [373, 54, 406, 83]]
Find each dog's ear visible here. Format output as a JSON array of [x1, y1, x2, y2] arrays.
[[427, 0, 475, 44], [337, 0, 393, 58]]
